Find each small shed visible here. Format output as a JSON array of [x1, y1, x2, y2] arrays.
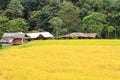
[[0, 32, 29, 46], [26, 32, 54, 41], [62, 32, 97, 39]]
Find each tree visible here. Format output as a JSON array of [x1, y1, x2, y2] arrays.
[[28, 9, 52, 31], [0, 0, 11, 10], [48, 0, 61, 6], [49, 17, 65, 38], [81, 12, 107, 38], [2, 9, 18, 19], [107, 26, 116, 38], [28, 3, 60, 31], [21, 0, 48, 19], [5, 18, 29, 32], [0, 43, 2, 49], [58, 1, 81, 33], [0, 16, 9, 37], [0, 0, 120, 39], [3, 0, 24, 19]]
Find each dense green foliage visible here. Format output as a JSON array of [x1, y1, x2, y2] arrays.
[[0, 43, 2, 48], [0, 0, 120, 38]]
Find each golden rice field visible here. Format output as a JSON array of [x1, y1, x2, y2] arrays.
[[0, 40, 120, 80]]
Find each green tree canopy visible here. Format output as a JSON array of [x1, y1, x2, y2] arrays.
[[0, 16, 9, 37], [5, 18, 29, 32], [0, 0, 120, 38], [82, 12, 107, 38], [49, 17, 65, 38]]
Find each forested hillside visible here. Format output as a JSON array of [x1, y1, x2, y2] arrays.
[[0, 0, 120, 38]]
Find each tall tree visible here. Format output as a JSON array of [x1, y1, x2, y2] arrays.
[[5, 18, 29, 32], [0, 0, 11, 10], [0, 16, 9, 37], [81, 12, 107, 38], [49, 17, 65, 38], [107, 26, 116, 38], [58, 1, 81, 33], [3, 0, 24, 19]]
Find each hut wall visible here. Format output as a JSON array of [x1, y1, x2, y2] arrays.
[[13, 38, 23, 44], [37, 35, 44, 40], [45, 37, 53, 40]]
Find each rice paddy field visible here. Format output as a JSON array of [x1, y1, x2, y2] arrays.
[[0, 40, 120, 80]]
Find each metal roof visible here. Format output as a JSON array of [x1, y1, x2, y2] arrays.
[[27, 32, 54, 38]]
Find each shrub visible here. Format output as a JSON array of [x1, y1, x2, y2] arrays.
[[0, 43, 2, 49], [72, 35, 78, 39]]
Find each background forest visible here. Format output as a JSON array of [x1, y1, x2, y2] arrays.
[[0, 0, 120, 39]]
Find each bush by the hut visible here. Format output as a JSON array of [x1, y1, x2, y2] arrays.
[[72, 35, 78, 39], [0, 43, 2, 49]]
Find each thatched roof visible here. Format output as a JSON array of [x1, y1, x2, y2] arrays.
[[27, 32, 54, 38], [2, 32, 26, 38], [0, 32, 27, 44], [62, 32, 97, 38], [0, 38, 14, 43]]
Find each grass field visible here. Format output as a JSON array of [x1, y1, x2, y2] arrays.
[[0, 40, 120, 80]]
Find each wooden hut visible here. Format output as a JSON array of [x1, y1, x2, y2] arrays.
[[62, 32, 97, 39], [26, 32, 54, 41], [0, 32, 29, 46]]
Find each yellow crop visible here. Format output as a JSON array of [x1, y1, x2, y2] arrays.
[[0, 40, 120, 80]]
